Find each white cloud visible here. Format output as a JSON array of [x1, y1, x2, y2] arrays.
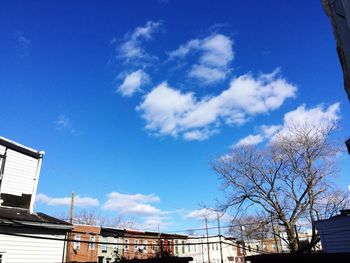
[[189, 65, 227, 84], [183, 129, 218, 141], [117, 21, 161, 65], [35, 193, 99, 207], [118, 70, 150, 97], [142, 215, 173, 231], [168, 34, 234, 84], [55, 115, 76, 134], [187, 208, 218, 220], [102, 192, 163, 216], [235, 134, 264, 147], [234, 103, 340, 147], [138, 71, 296, 140]]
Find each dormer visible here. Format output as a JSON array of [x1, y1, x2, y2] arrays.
[[0, 137, 44, 213]]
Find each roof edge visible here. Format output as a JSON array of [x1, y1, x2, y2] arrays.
[[0, 137, 44, 159]]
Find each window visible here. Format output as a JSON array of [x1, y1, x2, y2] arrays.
[[212, 243, 214, 250], [152, 241, 157, 252], [74, 235, 81, 250], [216, 243, 219, 251], [188, 244, 190, 253], [89, 236, 95, 250], [101, 236, 107, 252], [181, 241, 185, 254], [134, 239, 139, 250], [175, 240, 178, 255], [125, 239, 129, 251], [141, 240, 147, 252], [272, 244, 276, 251], [114, 237, 119, 251]]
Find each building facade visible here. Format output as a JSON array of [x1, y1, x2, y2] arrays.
[[67, 225, 101, 262], [98, 227, 123, 263], [185, 235, 243, 263], [0, 136, 72, 263]]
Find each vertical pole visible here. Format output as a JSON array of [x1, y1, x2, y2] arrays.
[[205, 218, 211, 263], [70, 192, 74, 224], [66, 192, 74, 263], [217, 214, 224, 263]]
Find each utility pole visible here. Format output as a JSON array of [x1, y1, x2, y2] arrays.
[[69, 192, 74, 224], [205, 217, 211, 263], [66, 192, 74, 263], [217, 213, 224, 263]]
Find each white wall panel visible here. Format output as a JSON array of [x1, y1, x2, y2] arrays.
[[1, 149, 39, 196], [0, 231, 65, 263]]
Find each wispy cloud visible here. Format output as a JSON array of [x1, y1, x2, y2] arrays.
[[168, 33, 234, 84], [234, 103, 340, 147], [14, 31, 31, 58], [36, 193, 99, 207], [187, 208, 217, 220], [117, 70, 150, 97], [116, 21, 161, 66], [55, 115, 76, 134], [137, 70, 296, 140], [142, 214, 173, 231]]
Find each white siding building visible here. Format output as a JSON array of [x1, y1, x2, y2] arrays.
[[177, 236, 243, 263], [0, 137, 72, 263]]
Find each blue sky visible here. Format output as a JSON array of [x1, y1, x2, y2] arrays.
[[1, 0, 349, 233]]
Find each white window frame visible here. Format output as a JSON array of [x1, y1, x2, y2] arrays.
[[175, 240, 178, 255], [152, 241, 157, 253], [125, 239, 129, 251], [141, 240, 147, 253], [101, 236, 107, 251], [89, 236, 96, 250], [114, 237, 119, 251], [74, 235, 81, 250]]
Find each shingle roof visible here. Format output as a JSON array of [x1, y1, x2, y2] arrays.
[[0, 206, 71, 227]]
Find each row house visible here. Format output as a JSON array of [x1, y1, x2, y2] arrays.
[[98, 227, 123, 263], [185, 235, 243, 263], [0, 136, 72, 263], [67, 225, 101, 262], [67, 225, 195, 263]]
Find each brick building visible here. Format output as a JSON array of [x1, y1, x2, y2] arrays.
[[67, 225, 101, 262]]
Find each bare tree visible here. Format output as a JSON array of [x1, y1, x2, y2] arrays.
[[54, 209, 138, 229], [212, 122, 349, 252]]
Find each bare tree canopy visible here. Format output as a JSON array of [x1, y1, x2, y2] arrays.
[[212, 122, 349, 252], [55, 209, 138, 229]]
